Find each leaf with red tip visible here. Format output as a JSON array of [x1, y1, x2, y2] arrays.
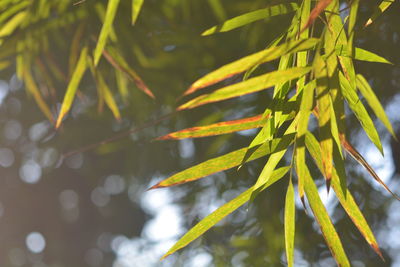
[[149, 133, 295, 189], [300, 0, 333, 32], [178, 67, 312, 110], [157, 114, 269, 140], [160, 166, 290, 260], [305, 132, 384, 258], [182, 38, 319, 96]]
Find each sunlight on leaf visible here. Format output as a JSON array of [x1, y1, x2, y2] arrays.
[[365, 0, 395, 27], [131, 0, 144, 25], [285, 178, 295, 267]]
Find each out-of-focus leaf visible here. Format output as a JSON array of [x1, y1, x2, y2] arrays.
[[207, 0, 227, 22], [150, 134, 295, 189], [0, 60, 11, 70], [183, 38, 319, 96], [285, 178, 295, 267], [161, 166, 290, 260], [303, 164, 350, 266], [356, 74, 397, 139], [314, 51, 333, 189], [115, 69, 129, 102], [69, 23, 85, 76], [178, 67, 312, 110], [339, 72, 383, 154], [202, 3, 298, 36], [305, 132, 385, 258], [341, 138, 400, 200], [301, 0, 333, 32], [0, 1, 29, 25], [23, 67, 54, 123], [336, 46, 393, 65], [0, 11, 27, 40], [157, 114, 269, 140], [56, 47, 88, 129], [104, 47, 155, 98], [365, 0, 395, 27], [93, 0, 120, 65], [131, 0, 144, 25]]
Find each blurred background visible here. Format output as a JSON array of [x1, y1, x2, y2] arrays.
[[0, 0, 400, 266]]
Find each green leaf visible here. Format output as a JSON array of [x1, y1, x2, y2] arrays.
[[93, 0, 120, 66], [161, 166, 290, 260], [0, 11, 26, 40], [149, 134, 295, 189], [339, 71, 383, 154], [201, 3, 298, 36], [56, 47, 88, 129], [356, 74, 396, 139], [365, 0, 395, 27], [178, 67, 312, 110], [156, 114, 269, 140], [336, 46, 393, 65], [104, 47, 155, 98], [131, 0, 144, 25], [284, 178, 295, 267], [305, 132, 384, 258], [303, 164, 350, 266], [183, 38, 319, 96]]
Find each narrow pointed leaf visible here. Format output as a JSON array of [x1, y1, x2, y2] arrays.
[[356, 74, 396, 138], [303, 165, 350, 266], [131, 0, 144, 25], [305, 132, 384, 258], [93, 0, 120, 65], [0, 11, 26, 39], [336, 46, 393, 65], [178, 67, 312, 110], [201, 3, 298, 36], [365, 0, 395, 27], [301, 0, 333, 32], [161, 166, 290, 260], [341, 138, 400, 201], [150, 134, 295, 189], [339, 72, 383, 154], [103, 47, 155, 98], [183, 38, 319, 96], [285, 178, 295, 267], [56, 47, 88, 129], [157, 114, 269, 140]]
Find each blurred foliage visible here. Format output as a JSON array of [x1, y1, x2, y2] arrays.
[[0, 0, 400, 266]]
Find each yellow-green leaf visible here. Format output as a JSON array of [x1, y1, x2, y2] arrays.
[[131, 0, 144, 25], [305, 132, 384, 258], [0, 11, 26, 39], [336, 46, 393, 65], [339, 71, 383, 154], [93, 0, 120, 66], [365, 0, 395, 27], [157, 114, 269, 140], [178, 67, 312, 110], [201, 3, 298, 36], [56, 47, 88, 129], [303, 165, 350, 266], [160, 166, 290, 260], [149, 133, 295, 189], [183, 38, 319, 96], [356, 74, 396, 139], [284, 178, 295, 267]]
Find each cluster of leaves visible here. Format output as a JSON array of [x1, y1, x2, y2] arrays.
[[148, 0, 399, 265], [0, 0, 151, 128]]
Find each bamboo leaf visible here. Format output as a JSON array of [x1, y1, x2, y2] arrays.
[[339, 71, 383, 154], [285, 178, 295, 267], [303, 164, 350, 266], [341, 138, 400, 201], [336, 46, 393, 65], [93, 0, 120, 66], [0, 11, 26, 39], [356, 74, 397, 139], [365, 0, 395, 27], [157, 114, 269, 140], [183, 38, 319, 96], [201, 3, 298, 36], [301, 0, 333, 32], [149, 134, 295, 189], [131, 0, 144, 25], [161, 166, 290, 260], [104, 47, 155, 98], [56, 47, 88, 129], [305, 132, 385, 258], [178, 67, 312, 110]]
